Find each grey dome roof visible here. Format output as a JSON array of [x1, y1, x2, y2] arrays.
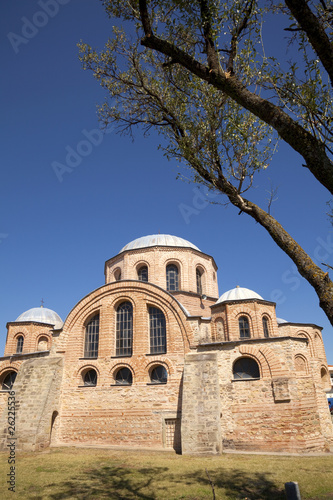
[[15, 307, 63, 329], [277, 317, 288, 324], [216, 286, 263, 304], [119, 234, 200, 253]]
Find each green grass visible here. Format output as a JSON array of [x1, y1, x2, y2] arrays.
[[1, 447, 333, 499]]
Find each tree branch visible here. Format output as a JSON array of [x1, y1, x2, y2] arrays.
[[285, 0, 333, 87], [139, 29, 333, 195]]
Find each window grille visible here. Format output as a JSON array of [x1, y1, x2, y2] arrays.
[[138, 265, 148, 282], [233, 358, 260, 379], [84, 314, 99, 358], [83, 369, 97, 386], [2, 371, 17, 391], [16, 336, 24, 353], [116, 302, 133, 356], [196, 268, 203, 295], [262, 316, 269, 337], [150, 365, 168, 384], [149, 307, 166, 354], [115, 367, 133, 385], [239, 316, 250, 338], [166, 264, 179, 291]]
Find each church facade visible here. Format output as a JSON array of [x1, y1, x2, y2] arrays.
[[0, 234, 332, 454]]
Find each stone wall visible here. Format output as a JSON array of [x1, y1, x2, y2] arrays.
[[181, 352, 221, 455], [0, 356, 63, 451]]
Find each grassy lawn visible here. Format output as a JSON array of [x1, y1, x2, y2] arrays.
[[1, 447, 333, 499]]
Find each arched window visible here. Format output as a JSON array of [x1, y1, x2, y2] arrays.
[[83, 369, 97, 386], [149, 307, 166, 354], [115, 367, 133, 385], [16, 335, 24, 354], [2, 371, 17, 391], [116, 302, 133, 356], [150, 365, 168, 384], [84, 314, 99, 358], [262, 316, 270, 338], [196, 268, 203, 295], [114, 269, 121, 281], [233, 358, 260, 380], [239, 316, 250, 338], [166, 264, 179, 291], [138, 265, 148, 282]]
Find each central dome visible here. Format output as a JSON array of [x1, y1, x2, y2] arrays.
[[119, 234, 200, 253], [15, 307, 64, 329]]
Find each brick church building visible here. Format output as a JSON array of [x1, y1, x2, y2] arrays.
[[0, 234, 332, 454]]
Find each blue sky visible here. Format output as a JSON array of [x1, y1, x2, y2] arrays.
[[1, 0, 333, 363]]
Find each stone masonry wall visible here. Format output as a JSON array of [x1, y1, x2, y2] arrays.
[[0, 356, 64, 451], [181, 352, 221, 455]]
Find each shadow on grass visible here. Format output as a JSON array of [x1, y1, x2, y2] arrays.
[[45, 466, 166, 500], [183, 468, 286, 500], [34, 464, 285, 500]]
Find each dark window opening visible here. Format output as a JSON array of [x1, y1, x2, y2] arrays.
[[150, 365, 168, 384], [138, 265, 148, 282], [262, 316, 269, 338], [115, 367, 133, 385], [239, 316, 250, 338], [233, 357, 260, 380], [116, 302, 133, 356], [196, 269, 203, 295], [83, 369, 97, 386], [84, 314, 99, 358], [16, 336, 24, 354], [149, 307, 166, 354], [2, 371, 17, 391], [166, 264, 179, 291]]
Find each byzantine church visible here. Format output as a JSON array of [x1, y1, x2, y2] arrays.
[[0, 234, 332, 454]]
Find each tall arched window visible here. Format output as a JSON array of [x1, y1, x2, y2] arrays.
[[84, 314, 99, 358], [233, 357, 260, 379], [149, 307, 166, 354], [116, 302, 133, 356], [16, 335, 24, 354], [196, 268, 203, 295], [239, 316, 250, 338], [262, 316, 270, 338], [138, 265, 148, 282], [166, 264, 179, 291]]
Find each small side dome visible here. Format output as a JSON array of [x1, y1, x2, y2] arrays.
[[119, 234, 200, 253], [216, 286, 263, 304], [15, 307, 63, 329]]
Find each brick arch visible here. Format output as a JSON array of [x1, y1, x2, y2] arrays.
[[258, 345, 289, 378], [238, 345, 270, 378], [111, 363, 135, 384], [76, 363, 100, 386], [60, 281, 191, 353], [0, 363, 20, 378], [144, 356, 174, 377]]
